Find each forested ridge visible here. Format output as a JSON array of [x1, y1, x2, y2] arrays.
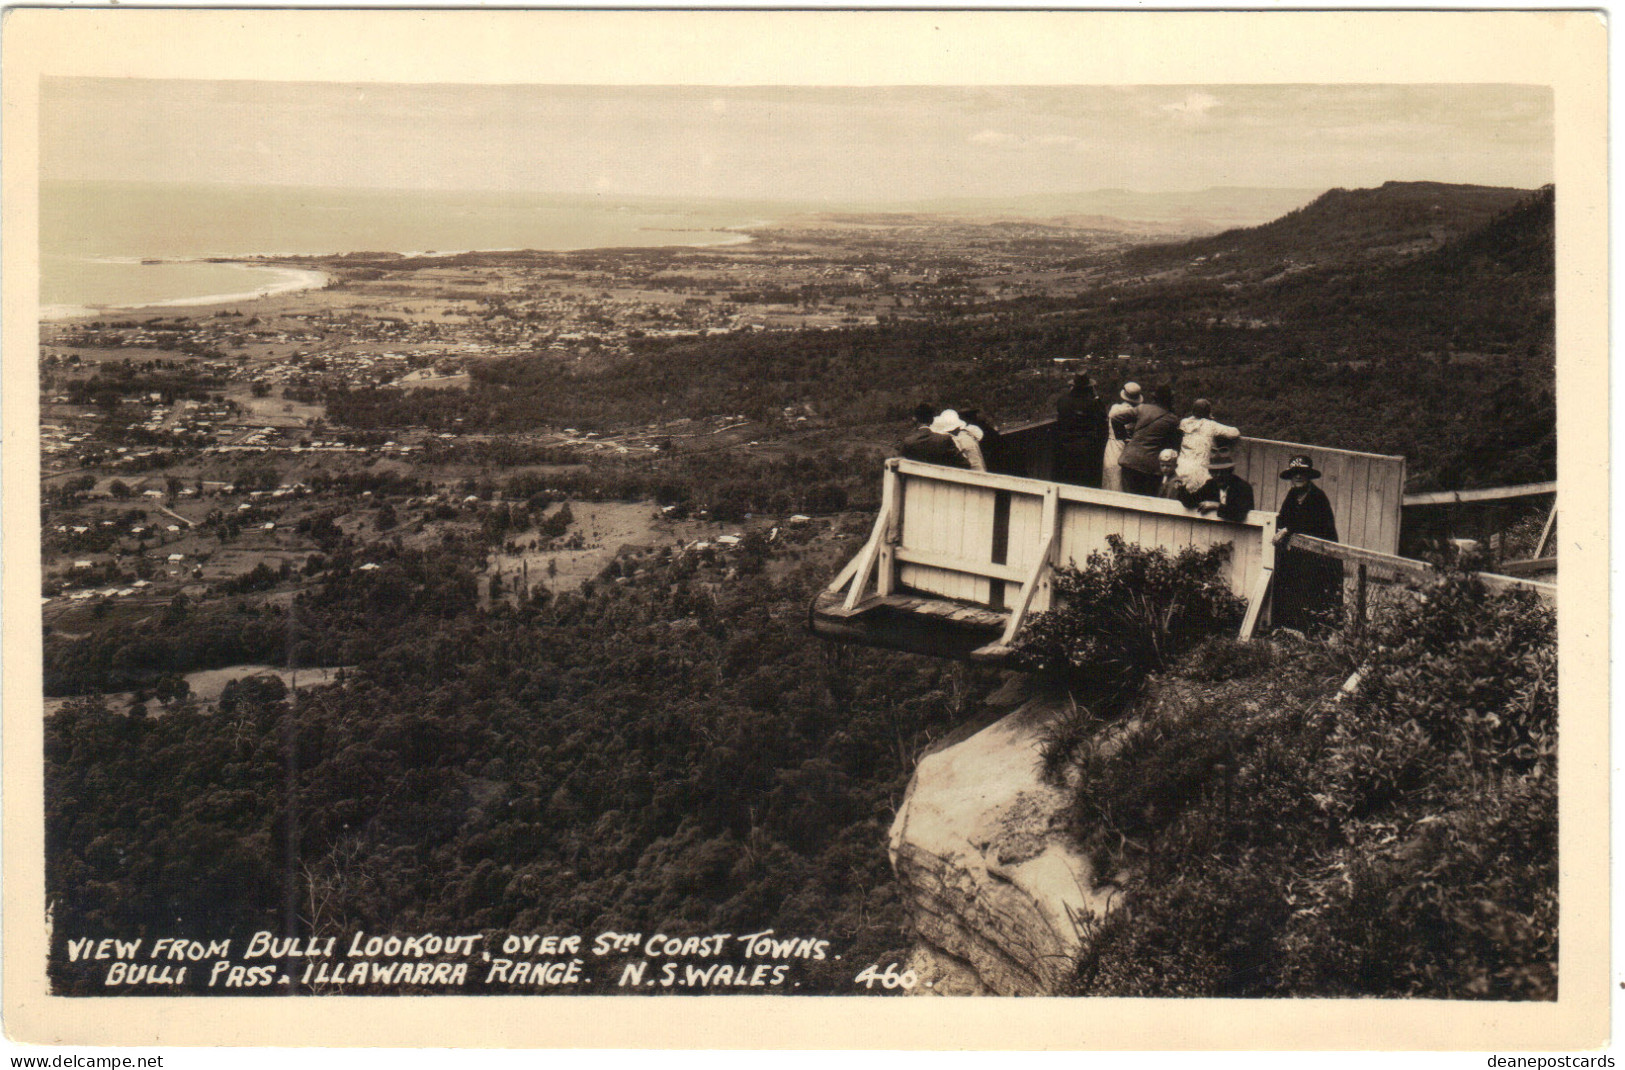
[[48, 535, 992, 994]]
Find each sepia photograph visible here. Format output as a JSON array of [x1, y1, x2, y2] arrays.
[[1, 8, 1608, 1052]]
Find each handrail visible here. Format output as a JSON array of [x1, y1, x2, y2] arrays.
[[892, 458, 1276, 528], [1402, 482, 1556, 507], [1285, 534, 1555, 602]]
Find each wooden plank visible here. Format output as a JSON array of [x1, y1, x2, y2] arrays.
[[877, 464, 902, 598], [1244, 435, 1405, 463], [1402, 482, 1557, 506], [1238, 567, 1274, 640], [841, 529, 885, 612], [825, 551, 862, 595], [1479, 572, 1557, 603], [1494, 557, 1558, 578], [841, 473, 897, 609], [1534, 502, 1558, 559], [1346, 456, 1373, 551], [895, 458, 1054, 496], [893, 547, 1031, 584], [999, 484, 1060, 645], [1286, 534, 1430, 575], [1000, 533, 1056, 645]]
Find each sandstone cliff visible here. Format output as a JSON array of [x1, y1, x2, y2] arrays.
[[888, 681, 1115, 996]]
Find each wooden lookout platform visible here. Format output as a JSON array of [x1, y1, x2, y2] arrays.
[[812, 419, 1551, 666]]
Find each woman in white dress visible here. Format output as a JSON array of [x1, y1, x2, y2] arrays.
[[1101, 382, 1141, 492]]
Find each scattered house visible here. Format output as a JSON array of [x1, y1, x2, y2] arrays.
[[358, 562, 381, 571], [789, 514, 812, 523], [132, 580, 150, 588], [72, 560, 92, 570], [166, 525, 181, 533], [167, 553, 185, 564], [263, 522, 276, 530], [142, 489, 164, 499], [715, 535, 742, 546]]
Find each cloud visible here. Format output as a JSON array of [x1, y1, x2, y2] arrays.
[[1161, 91, 1221, 122]]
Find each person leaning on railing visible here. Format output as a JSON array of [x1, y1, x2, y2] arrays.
[[1101, 382, 1142, 493], [1116, 384, 1182, 495], [1176, 440, 1254, 521], [898, 409, 973, 469], [1177, 398, 1241, 492]]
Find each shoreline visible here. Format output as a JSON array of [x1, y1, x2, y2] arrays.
[[41, 229, 759, 322], [42, 261, 332, 323]]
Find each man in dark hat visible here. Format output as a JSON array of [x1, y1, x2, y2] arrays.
[[1053, 372, 1108, 487], [1271, 454, 1342, 630], [1178, 439, 1254, 521]]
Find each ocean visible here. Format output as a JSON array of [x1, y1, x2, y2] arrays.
[[41, 181, 774, 316]]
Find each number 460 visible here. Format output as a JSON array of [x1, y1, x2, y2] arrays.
[[853, 962, 918, 990]]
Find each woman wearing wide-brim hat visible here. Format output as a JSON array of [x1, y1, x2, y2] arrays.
[[1271, 454, 1342, 630]]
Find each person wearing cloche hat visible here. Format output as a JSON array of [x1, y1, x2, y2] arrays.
[[1272, 453, 1342, 631], [1177, 439, 1254, 522], [1101, 383, 1142, 493]]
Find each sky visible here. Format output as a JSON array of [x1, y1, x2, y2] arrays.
[[42, 80, 1554, 202]]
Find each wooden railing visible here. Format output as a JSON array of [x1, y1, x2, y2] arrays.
[[1282, 535, 1556, 629], [829, 458, 1279, 653], [982, 419, 1405, 556]]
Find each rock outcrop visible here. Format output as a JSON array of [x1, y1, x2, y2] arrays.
[[888, 683, 1116, 996]]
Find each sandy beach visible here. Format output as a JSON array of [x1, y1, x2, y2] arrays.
[[41, 259, 331, 321]]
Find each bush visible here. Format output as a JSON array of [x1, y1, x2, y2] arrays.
[[1014, 535, 1245, 693], [1067, 574, 1556, 999], [1176, 635, 1276, 683]]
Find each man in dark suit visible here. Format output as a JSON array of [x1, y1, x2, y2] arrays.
[[1178, 440, 1254, 522]]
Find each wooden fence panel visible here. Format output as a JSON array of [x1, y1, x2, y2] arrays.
[[886, 461, 1272, 613], [1234, 437, 1404, 556], [1054, 485, 1268, 597], [896, 469, 1000, 604]]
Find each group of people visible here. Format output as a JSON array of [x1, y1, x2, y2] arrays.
[[895, 376, 1344, 629], [1055, 375, 1256, 520], [898, 402, 997, 472]]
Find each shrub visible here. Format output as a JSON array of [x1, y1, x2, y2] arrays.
[[1067, 574, 1556, 999], [1175, 634, 1276, 682], [1014, 535, 1245, 693]]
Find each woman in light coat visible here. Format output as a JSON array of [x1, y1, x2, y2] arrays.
[[1101, 382, 1142, 492]]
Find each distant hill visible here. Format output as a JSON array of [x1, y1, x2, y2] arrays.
[[896, 187, 1323, 232], [1119, 181, 1539, 282]]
